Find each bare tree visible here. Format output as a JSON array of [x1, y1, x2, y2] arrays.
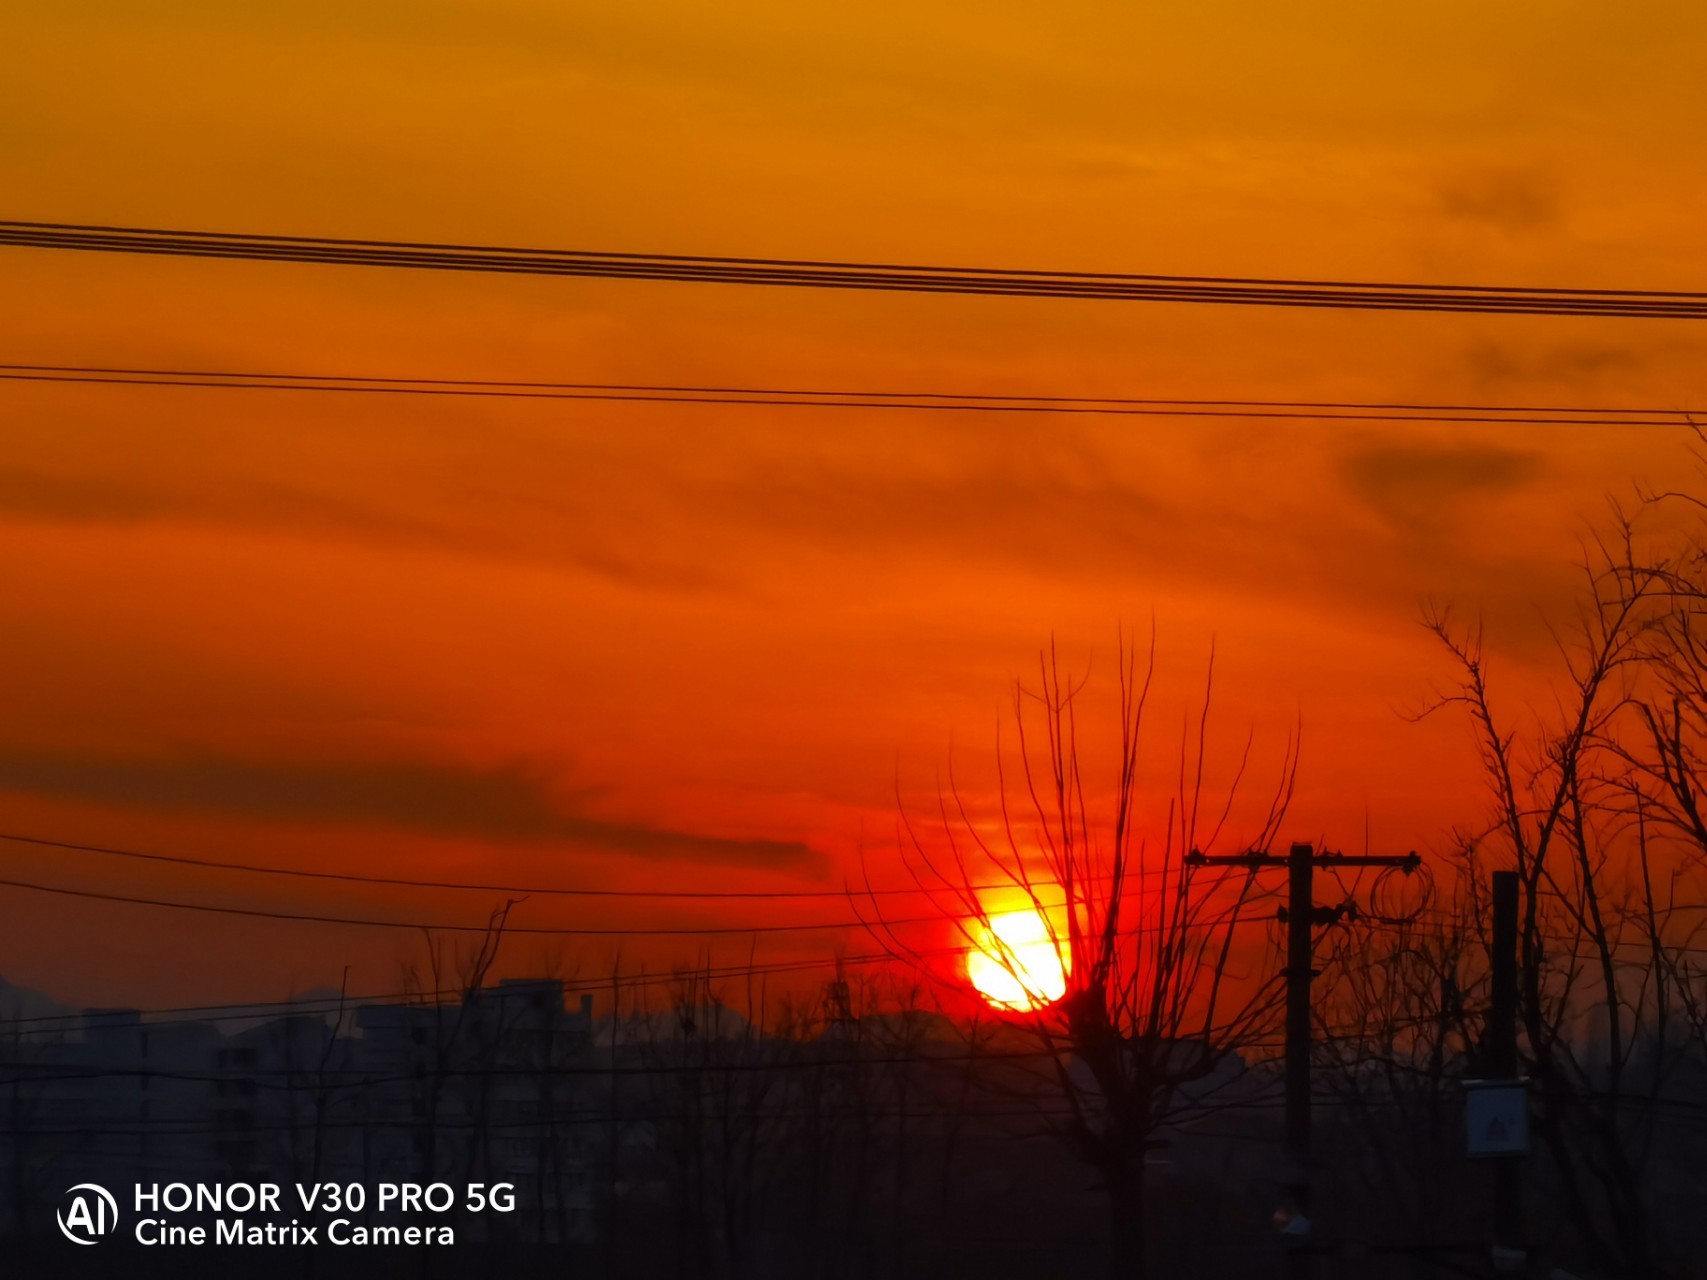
[[862, 633, 1296, 1280], [398, 900, 519, 1184], [1416, 545, 1681, 1276], [629, 955, 790, 1280]]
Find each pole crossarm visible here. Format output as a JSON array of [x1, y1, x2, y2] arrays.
[[1313, 850, 1422, 871], [1185, 848, 1421, 871], [1178, 841, 1421, 1279]]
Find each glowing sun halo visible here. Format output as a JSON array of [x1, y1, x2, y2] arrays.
[[966, 909, 1069, 1011]]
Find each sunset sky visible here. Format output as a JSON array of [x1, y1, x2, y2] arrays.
[[2, 1, 1705, 1010]]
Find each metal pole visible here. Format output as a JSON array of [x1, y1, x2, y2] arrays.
[[1489, 871, 1520, 1256], [1285, 841, 1314, 1280], [1184, 843, 1416, 1277]]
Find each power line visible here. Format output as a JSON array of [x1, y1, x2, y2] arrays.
[[0, 892, 1278, 1034], [0, 1104, 1148, 1138], [0, 875, 915, 936], [0, 870, 1261, 944], [0, 949, 937, 1032], [0, 940, 1006, 1032], [0, 829, 1154, 901], [0, 363, 1697, 424], [7, 835, 1691, 965], [0, 971, 799, 1032], [4, 220, 1707, 319], [13, 362, 1699, 413], [0, 1042, 1241, 1085]]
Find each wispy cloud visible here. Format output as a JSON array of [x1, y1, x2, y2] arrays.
[[1340, 442, 1544, 536], [0, 750, 824, 873], [1437, 164, 1562, 235], [0, 465, 723, 592]]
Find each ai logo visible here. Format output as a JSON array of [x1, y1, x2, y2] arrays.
[[58, 1183, 119, 1245]]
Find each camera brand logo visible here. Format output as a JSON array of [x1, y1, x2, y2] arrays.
[[58, 1183, 119, 1245]]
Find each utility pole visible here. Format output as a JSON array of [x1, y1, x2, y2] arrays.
[[1284, 839, 1314, 1275], [1487, 870, 1523, 1266], [1188, 841, 1420, 1280]]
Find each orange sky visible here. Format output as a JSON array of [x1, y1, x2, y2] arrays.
[[1, 1, 1705, 1010]]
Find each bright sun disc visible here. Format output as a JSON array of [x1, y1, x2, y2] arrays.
[[966, 908, 1068, 1011]]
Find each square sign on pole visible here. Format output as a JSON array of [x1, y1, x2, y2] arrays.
[[1465, 1080, 1529, 1158]]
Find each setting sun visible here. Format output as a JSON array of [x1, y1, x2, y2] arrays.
[[966, 909, 1069, 1011]]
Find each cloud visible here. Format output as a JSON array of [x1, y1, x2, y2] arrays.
[[0, 468, 177, 522], [1437, 165, 1562, 234], [689, 440, 1197, 581], [1458, 338, 1645, 392], [0, 439, 1196, 593], [0, 751, 823, 873], [1339, 443, 1544, 535], [0, 465, 724, 593]]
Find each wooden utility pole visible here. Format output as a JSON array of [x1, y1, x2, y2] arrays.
[[1188, 841, 1420, 1280]]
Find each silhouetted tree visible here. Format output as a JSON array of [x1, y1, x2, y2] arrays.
[[1403, 542, 1680, 1277], [862, 633, 1296, 1280]]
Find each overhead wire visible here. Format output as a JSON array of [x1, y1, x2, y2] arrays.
[[0, 874, 936, 936], [0, 362, 1696, 426], [0, 871, 1269, 943], [4, 220, 1707, 319], [0, 829, 1188, 901]]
